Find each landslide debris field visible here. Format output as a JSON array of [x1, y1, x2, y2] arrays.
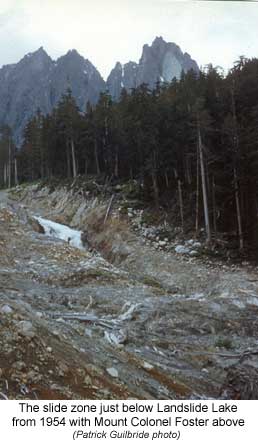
[[1, 183, 258, 400]]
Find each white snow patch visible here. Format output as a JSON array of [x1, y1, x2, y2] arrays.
[[34, 216, 84, 249]]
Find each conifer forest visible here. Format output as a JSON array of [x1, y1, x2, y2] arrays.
[[1, 58, 258, 255]]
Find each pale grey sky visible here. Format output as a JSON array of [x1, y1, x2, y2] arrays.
[[0, 0, 258, 79]]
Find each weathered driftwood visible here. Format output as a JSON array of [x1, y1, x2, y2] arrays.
[[104, 195, 114, 224], [189, 349, 258, 360], [50, 312, 116, 328]]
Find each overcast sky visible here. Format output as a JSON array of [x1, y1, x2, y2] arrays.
[[0, 0, 258, 79]]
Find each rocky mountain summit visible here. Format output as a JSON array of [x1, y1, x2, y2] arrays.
[[0, 48, 106, 144], [0, 37, 198, 143], [107, 36, 199, 99]]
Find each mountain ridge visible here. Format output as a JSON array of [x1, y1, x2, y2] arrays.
[[0, 37, 199, 143]]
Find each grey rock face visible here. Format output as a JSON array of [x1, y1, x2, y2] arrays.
[[0, 48, 53, 143], [107, 61, 138, 100], [0, 37, 198, 143], [49, 50, 105, 111], [107, 36, 199, 99], [0, 48, 106, 144]]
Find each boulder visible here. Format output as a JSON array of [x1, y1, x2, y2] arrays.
[[0, 304, 13, 314], [175, 245, 190, 255], [16, 320, 35, 339], [106, 367, 119, 378]]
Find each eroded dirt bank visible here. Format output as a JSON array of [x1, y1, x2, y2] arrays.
[[1, 183, 258, 400]]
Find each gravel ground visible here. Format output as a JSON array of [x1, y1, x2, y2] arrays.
[[1, 186, 258, 400]]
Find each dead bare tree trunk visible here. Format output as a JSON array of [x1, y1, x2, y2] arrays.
[[178, 179, 184, 232], [4, 163, 7, 187], [174, 169, 184, 232], [40, 150, 44, 179], [14, 158, 18, 186], [164, 171, 169, 188], [185, 155, 192, 185], [114, 149, 119, 178], [71, 137, 77, 178], [234, 167, 244, 250], [195, 143, 200, 236], [66, 140, 71, 179], [212, 175, 217, 238], [94, 139, 100, 175], [231, 85, 244, 250], [8, 139, 11, 188], [198, 126, 211, 244], [151, 151, 159, 209], [151, 170, 159, 210], [104, 195, 114, 224]]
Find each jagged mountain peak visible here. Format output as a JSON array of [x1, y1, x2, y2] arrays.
[[24, 47, 51, 61], [144, 37, 180, 54], [33, 46, 48, 55], [114, 61, 122, 69], [0, 48, 105, 144], [153, 35, 165, 44], [0, 37, 198, 143], [57, 49, 85, 65], [56, 50, 98, 74], [151, 35, 168, 49], [63, 49, 84, 60], [107, 36, 199, 99], [17, 47, 53, 74]]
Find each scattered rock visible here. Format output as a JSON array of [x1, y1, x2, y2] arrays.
[[84, 375, 92, 385], [175, 245, 190, 254], [16, 321, 35, 339], [142, 361, 154, 370], [1, 304, 13, 314], [12, 361, 26, 371], [189, 250, 199, 257], [106, 367, 119, 378], [104, 330, 128, 346], [187, 239, 195, 245], [57, 362, 69, 377], [36, 311, 43, 318], [193, 242, 202, 248]]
